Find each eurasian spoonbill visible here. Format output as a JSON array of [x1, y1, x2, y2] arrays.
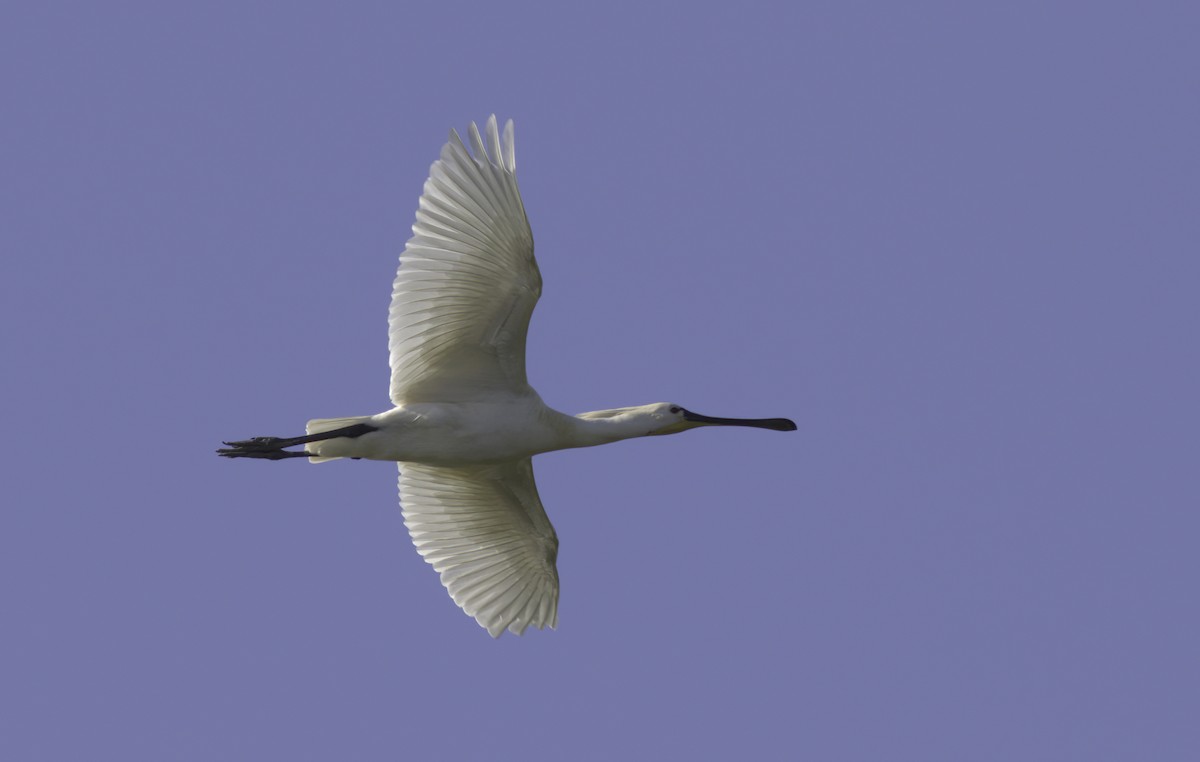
[[218, 116, 796, 637]]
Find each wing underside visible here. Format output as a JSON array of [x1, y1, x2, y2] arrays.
[[398, 459, 559, 637], [388, 116, 540, 404]]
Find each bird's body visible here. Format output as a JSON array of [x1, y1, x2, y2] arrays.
[[304, 396, 665, 465], [219, 116, 795, 637]]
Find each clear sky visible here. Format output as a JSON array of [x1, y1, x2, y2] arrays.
[[3, 2, 1197, 760]]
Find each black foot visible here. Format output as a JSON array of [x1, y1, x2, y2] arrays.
[[217, 423, 378, 461], [216, 446, 311, 460], [221, 436, 289, 451], [216, 446, 312, 458], [217, 435, 310, 460]]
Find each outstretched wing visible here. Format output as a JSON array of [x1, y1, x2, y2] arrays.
[[388, 116, 540, 404], [398, 459, 559, 637]]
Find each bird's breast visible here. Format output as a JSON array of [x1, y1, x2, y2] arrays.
[[346, 400, 564, 466]]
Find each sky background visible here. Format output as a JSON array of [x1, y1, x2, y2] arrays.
[[2, 2, 1197, 760]]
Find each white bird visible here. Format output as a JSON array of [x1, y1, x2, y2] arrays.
[[219, 116, 795, 637]]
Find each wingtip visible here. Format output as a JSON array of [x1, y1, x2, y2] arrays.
[[502, 119, 516, 172], [444, 116, 517, 173]]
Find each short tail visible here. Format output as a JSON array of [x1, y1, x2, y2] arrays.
[[305, 415, 374, 463]]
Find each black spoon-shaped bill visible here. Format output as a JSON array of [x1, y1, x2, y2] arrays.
[[681, 409, 797, 431]]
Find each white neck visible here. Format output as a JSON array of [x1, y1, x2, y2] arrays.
[[554, 408, 656, 449]]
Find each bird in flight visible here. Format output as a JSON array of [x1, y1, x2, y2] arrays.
[[218, 116, 795, 637]]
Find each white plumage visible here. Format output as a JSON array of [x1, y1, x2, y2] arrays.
[[388, 118, 538, 404], [400, 460, 557, 637], [219, 116, 795, 638]]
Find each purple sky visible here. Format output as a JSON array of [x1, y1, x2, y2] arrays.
[[3, 2, 1198, 759]]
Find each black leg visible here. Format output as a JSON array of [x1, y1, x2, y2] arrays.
[[216, 422, 377, 460]]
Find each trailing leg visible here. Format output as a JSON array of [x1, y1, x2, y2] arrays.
[[216, 422, 378, 460]]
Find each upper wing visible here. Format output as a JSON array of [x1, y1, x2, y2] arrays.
[[398, 458, 559, 637], [388, 116, 540, 404]]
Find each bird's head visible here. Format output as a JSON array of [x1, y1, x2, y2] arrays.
[[638, 403, 797, 436]]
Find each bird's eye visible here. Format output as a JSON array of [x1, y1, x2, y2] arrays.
[[669, 406, 681, 414]]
